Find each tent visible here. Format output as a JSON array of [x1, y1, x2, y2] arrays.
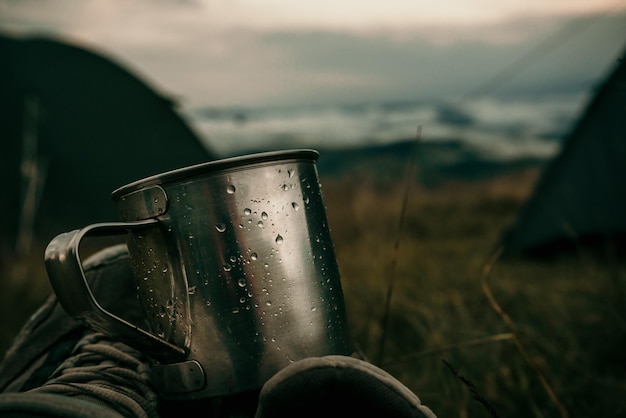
[[499, 45, 626, 259], [0, 33, 216, 254]]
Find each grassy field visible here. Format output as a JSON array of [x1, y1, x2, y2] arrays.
[[321, 165, 626, 418], [1, 158, 625, 417]]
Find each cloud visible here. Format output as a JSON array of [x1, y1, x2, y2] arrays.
[[10, 0, 611, 32], [1, 1, 625, 108]]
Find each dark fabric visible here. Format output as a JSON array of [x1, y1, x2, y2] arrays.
[[158, 389, 260, 418], [255, 356, 435, 418], [0, 245, 160, 418], [0, 393, 124, 418], [0, 293, 83, 393], [20, 327, 85, 391], [0, 244, 143, 393]]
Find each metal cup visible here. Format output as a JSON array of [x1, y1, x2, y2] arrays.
[[45, 149, 353, 400]]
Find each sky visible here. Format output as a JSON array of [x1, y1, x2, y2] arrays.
[[1, 0, 626, 111]]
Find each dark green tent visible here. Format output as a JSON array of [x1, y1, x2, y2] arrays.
[[499, 44, 626, 259], [0, 33, 216, 254]]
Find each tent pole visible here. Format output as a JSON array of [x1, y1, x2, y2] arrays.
[[15, 95, 42, 258]]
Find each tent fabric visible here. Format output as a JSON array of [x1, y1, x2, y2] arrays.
[[499, 45, 626, 258], [0, 32, 216, 251]]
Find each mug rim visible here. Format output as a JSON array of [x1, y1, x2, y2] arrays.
[[111, 149, 319, 200]]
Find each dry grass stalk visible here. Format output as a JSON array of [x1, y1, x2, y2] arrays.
[[376, 126, 421, 365], [382, 332, 515, 367], [443, 358, 501, 418], [481, 246, 569, 418]]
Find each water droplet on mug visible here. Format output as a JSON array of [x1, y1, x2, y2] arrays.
[[244, 208, 251, 216], [188, 286, 197, 295], [275, 235, 283, 245], [232, 307, 240, 314], [292, 202, 299, 211], [215, 223, 226, 232], [250, 253, 258, 261], [266, 301, 272, 307], [288, 169, 294, 178], [261, 212, 268, 221], [226, 185, 236, 194], [257, 221, 264, 228], [223, 263, 232, 272], [238, 278, 247, 287]]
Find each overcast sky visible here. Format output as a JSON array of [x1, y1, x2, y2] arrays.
[[1, 0, 625, 109]]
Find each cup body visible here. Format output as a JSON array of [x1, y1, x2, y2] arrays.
[[106, 149, 352, 398]]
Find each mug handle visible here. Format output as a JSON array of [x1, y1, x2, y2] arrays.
[[45, 221, 186, 362]]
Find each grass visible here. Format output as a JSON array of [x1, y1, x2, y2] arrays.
[[1, 161, 625, 417], [0, 241, 51, 355], [321, 166, 626, 417]]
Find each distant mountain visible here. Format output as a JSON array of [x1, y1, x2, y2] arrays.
[[235, 139, 548, 187]]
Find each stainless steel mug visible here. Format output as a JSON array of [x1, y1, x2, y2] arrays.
[[45, 149, 353, 400]]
